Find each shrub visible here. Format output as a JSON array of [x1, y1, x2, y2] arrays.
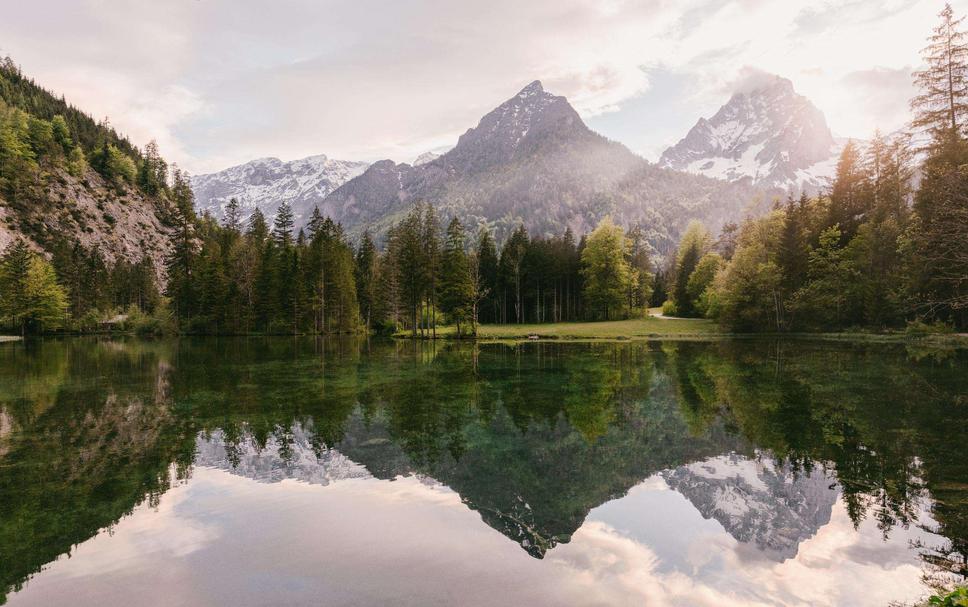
[[661, 300, 678, 317], [905, 319, 955, 338]]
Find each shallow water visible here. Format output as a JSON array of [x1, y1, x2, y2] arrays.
[[0, 337, 965, 606]]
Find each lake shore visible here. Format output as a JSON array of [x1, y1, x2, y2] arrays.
[[0, 335, 23, 343]]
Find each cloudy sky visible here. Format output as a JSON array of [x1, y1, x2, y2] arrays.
[[1, 0, 960, 174]]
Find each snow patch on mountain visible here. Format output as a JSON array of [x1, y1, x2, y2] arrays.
[[191, 154, 368, 227]]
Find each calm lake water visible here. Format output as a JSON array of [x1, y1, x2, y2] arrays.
[[0, 337, 965, 606]]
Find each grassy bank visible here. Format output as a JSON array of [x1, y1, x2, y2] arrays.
[[393, 315, 968, 345], [395, 315, 721, 341]]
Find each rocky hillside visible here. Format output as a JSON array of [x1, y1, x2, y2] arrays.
[[0, 59, 178, 281], [659, 75, 840, 193], [0, 167, 176, 282], [191, 154, 369, 226], [320, 81, 763, 255]]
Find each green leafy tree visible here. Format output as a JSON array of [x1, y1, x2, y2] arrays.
[[580, 217, 631, 320], [686, 252, 722, 317], [0, 242, 69, 334], [671, 220, 711, 317]]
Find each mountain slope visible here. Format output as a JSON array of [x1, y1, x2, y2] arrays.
[[321, 81, 763, 254], [659, 75, 840, 192], [191, 154, 368, 226]]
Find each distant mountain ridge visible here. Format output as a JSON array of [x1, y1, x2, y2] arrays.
[[191, 154, 369, 226], [189, 80, 807, 253], [659, 75, 841, 193], [317, 80, 763, 254]]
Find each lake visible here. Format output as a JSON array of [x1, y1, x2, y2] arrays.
[[0, 337, 965, 606]]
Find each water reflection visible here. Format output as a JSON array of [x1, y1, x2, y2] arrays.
[[0, 337, 965, 605]]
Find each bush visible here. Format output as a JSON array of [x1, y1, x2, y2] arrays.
[[661, 300, 678, 316], [926, 586, 968, 607], [905, 319, 955, 338]]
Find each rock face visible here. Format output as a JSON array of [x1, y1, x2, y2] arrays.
[[0, 167, 176, 284], [659, 75, 840, 193], [319, 80, 762, 254], [190, 154, 368, 226], [662, 452, 839, 560]]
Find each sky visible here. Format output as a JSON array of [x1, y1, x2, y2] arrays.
[[1, 0, 962, 174]]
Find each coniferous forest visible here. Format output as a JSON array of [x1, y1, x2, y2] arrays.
[[2, 7, 968, 336]]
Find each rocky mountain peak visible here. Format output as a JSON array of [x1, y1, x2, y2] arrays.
[[659, 74, 839, 192], [443, 79, 587, 174]]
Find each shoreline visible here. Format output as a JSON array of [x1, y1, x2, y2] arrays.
[[0, 336, 23, 343]]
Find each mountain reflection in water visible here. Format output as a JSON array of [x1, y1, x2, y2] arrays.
[[0, 338, 965, 606]]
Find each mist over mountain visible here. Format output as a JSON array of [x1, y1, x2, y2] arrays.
[[659, 75, 841, 193]]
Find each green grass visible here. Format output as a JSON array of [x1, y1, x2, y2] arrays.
[[395, 314, 720, 341]]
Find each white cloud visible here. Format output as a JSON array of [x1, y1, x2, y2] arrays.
[[2, 0, 962, 173]]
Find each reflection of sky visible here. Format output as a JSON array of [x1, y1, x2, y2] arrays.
[[9, 457, 944, 607]]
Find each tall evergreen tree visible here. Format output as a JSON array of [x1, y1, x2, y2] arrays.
[[354, 231, 377, 330], [912, 3, 968, 143], [439, 217, 474, 336], [475, 228, 499, 324], [273, 202, 295, 246], [224, 197, 242, 233]]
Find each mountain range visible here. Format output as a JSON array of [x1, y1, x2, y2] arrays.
[[193, 76, 842, 253], [190, 154, 369, 227]]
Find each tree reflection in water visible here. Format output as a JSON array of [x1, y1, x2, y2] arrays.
[[0, 337, 965, 602]]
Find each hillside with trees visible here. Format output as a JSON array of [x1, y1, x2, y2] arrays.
[[0, 56, 188, 334]]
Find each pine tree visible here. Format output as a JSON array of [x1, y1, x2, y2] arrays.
[[828, 140, 867, 238], [354, 231, 377, 330], [439, 217, 474, 336], [273, 202, 295, 246], [0, 241, 33, 334], [165, 206, 197, 327], [224, 197, 242, 232], [475, 228, 499, 323], [499, 225, 528, 323], [395, 206, 427, 336], [247, 208, 269, 243], [911, 4, 968, 326], [625, 224, 653, 313], [912, 3, 968, 144], [422, 203, 441, 338], [778, 194, 808, 295], [170, 165, 195, 220], [307, 206, 325, 238]]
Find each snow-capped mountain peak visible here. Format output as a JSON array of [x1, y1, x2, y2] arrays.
[[659, 75, 840, 193], [191, 154, 369, 227]]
